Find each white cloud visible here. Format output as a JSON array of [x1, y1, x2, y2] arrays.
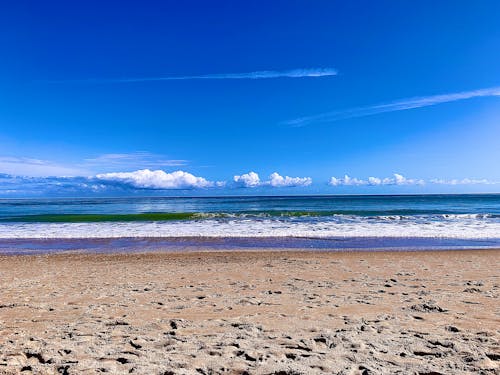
[[368, 176, 382, 185], [233, 171, 261, 187], [329, 174, 500, 187], [430, 178, 498, 185], [285, 86, 500, 126], [329, 175, 367, 186], [329, 174, 424, 186], [96, 169, 216, 189], [391, 173, 425, 185], [268, 172, 312, 187], [52, 68, 338, 84], [234, 171, 312, 188]]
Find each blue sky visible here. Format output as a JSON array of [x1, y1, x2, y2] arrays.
[[1, 1, 500, 196]]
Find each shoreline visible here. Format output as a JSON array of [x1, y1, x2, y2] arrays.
[[1, 236, 500, 256], [1, 246, 500, 258], [0, 249, 498, 373]]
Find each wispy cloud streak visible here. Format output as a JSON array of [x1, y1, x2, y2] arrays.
[[285, 86, 500, 126], [0, 156, 88, 177], [83, 152, 187, 168], [50, 68, 338, 84]]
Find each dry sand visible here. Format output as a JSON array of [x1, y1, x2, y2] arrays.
[[0, 249, 498, 374]]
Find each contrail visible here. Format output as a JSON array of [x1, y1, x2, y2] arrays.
[[285, 86, 500, 127], [48, 68, 338, 84]]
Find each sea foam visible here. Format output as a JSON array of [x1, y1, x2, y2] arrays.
[[1, 216, 499, 239]]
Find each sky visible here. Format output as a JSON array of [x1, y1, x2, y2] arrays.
[[1, 1, 500, 196]]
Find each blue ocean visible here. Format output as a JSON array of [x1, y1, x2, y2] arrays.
[[1, 194, 499, 254]]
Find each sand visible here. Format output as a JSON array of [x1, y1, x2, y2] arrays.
[[0, 249, 498, 374]]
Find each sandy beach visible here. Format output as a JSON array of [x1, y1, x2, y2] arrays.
[[0, 249, 498, 374]]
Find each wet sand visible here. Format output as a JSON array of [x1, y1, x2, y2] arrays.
[[0, 249, 498, 374]]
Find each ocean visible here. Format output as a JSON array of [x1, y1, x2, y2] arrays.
[[1, 194, 499, 254]]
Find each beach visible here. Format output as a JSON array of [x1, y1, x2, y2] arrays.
[[0, 249, 498, 374], [3, 1, 500, 373]]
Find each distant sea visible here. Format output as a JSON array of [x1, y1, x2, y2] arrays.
[[1, 194, 499, 254]]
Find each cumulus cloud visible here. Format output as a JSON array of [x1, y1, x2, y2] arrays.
[[268, 172, 312, 187], [328, 174, 500, 187], [50, 68, 338, 84], [329, 175, 367, 186], [96, 169, 216, 189], [368, 177, 382, 185], [285, 86, 500, 126], [430, 178, 498, 185], [390, 173, 425, 185], [329, 174, 425, 186], [234, 172, 312, 188], [233, 171, 261, 187]]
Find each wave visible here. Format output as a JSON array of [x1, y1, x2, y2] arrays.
[[1, 210, 497, 223], [1, 217, 500, 239], [440, 213, 495, 219], [0, 212, 200, 223]]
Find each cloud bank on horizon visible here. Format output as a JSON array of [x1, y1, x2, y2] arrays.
[[1, 169, 498, 197], [50, 68, 338, 84], [285, 86, 500, 126]]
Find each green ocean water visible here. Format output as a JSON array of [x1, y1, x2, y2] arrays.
[[0, 195, 499, 245]]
